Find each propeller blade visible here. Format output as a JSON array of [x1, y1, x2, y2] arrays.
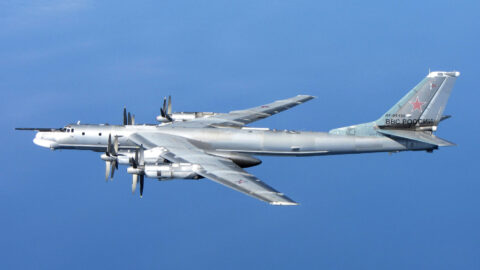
[[167, 95, 172, 115], [133, 149, 139, 168], [127, 112, 132, 125], [132, 174, 138, 193], [139, 145, 145, 166], [139, 174, 144, 198], [162, 97, 167, 117], [107, 134, 112, 155], [106, 161, 111, 181], [166, 113, 173, 122], [113, 136, 119, 155], [123, 107, 127, 125], [131, 114, 135, 125], [110, 160, 116, 179]]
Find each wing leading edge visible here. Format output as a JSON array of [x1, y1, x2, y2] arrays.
[[171, 95, 315, 128], [128, 133, 298, 205]]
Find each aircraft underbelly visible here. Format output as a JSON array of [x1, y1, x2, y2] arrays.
[[353, 137, 385, 151], [177, 128, 415, 154], [195, 130, 405, 155]]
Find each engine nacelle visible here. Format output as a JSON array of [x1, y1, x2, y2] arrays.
[[156, 112, 216, 122], [144, 163, 201, 180], [100, 153, 116, 162], [156, 115, 170, 122], [208, 151, 262, 168], [102, 150, 166, 165]]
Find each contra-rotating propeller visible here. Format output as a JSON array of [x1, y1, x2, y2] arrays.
[[104, 134, 119, 181], [123, 107, 135, 125], [129, 145, 145, 197], [160, 96, 173, 122]]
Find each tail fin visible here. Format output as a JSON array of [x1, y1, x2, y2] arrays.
[[376, 71, 460, 130], [329, 71, 460, 144]]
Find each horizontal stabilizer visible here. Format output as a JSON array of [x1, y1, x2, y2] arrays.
[[440, 115, 452, 122], [377, 129, 455, 147]]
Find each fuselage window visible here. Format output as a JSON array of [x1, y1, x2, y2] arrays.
[[99, 133, 102, 136], [82, 132, 85, 136], [72, 129, 74, 132]]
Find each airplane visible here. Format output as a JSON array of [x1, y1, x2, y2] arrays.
[[16, 71, 460, 205]]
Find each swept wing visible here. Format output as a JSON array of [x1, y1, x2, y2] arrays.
[[128, 133, 297, 205], [171, 95, 315, 128]]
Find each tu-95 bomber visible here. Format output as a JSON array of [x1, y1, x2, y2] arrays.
[[17, 71, 460, 205]]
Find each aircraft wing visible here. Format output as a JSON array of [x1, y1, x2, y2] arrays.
[[128, 133, 298, 205], [171, 95, 315, 128]]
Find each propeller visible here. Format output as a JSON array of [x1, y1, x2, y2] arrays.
[[160, 96, 173, 122], [130, 145, 145, 197], [123, 107, 127, 125], [167, 95, 172, 115], [123, 107, 135, 125], [104, 134, 119, 181]]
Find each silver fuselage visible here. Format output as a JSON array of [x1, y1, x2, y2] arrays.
[[33, 124, 434, 156]]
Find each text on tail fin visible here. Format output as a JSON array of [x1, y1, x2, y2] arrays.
[[376, 71, 459, 129]]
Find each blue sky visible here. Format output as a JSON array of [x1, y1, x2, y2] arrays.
[[1, 0, 479, 269]]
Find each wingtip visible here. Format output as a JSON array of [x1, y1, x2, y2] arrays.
[[270, 201, 299, 206], [298, 94, 316, 99]]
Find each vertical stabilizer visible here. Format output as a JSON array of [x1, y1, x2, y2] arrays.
[[375, 71, 459, 129]]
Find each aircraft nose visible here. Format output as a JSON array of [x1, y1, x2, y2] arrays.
[[33, 132, 58, 149]]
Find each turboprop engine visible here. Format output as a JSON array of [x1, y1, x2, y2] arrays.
[[126, 146, 202, 197], [155, 95, 216, 123], [131, 163, 202, 180], [156, 111, 216, 122]]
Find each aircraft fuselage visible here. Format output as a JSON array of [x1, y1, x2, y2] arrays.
[[34, 124, 434, 156]]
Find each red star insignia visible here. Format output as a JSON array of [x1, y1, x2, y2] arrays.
[[430, 82, 437, 90], [237, 180, 245, 184], [261, 105, 269, 108], [410, 97, 425, 112]]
